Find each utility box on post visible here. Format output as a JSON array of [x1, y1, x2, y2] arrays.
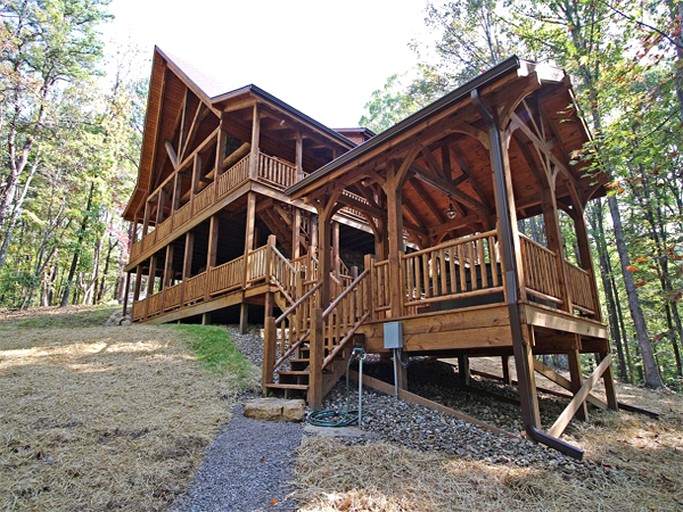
[[383, 321, 403, 349]]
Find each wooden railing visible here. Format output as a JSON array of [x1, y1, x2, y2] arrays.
[[564, 261, 596, 314], [217, 154, 250, 198], [131, 297, 148, 321], [156, 217, 173, 243], [209, 256, 245, 295], [401, 231, 502, 310], [148, 292, 163, 317], [183, 273, 206, 305], [257, 152, 297, 189], [129, 241, 142, 261], [142, 230, 156, 252], [321, 269, 371, 368], [269, 282, 322, 373], [370, 258, 390, 319], [173, 202, 192, 230], [270, 243, 298, 304], [164, 283, 182, 311], [519, 235, 562, 303], [193, 182, 215, 215], [247, 245, 269, 283]]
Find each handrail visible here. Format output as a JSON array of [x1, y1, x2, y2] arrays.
[[276, 281, 322, 324], [323, 269, 369, 318], [406, 230, 497, 259]]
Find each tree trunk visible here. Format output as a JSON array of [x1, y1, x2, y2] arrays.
[[60, 182, 95, 307], [607, 195, 663, 387]]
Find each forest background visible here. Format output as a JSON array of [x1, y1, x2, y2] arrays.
[[0, 0, 681, 390]]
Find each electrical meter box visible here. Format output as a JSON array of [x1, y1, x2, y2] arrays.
[[383, 321, 403, 349]]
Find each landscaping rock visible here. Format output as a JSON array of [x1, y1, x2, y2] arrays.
[[244, 398, 305, 422]]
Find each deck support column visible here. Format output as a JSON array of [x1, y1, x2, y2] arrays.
[[570, 203, 602, 321], [568, 344, 588, 421], [458, 355, 470, 386], [473, 90, 542, 435], [181, 231, 194, 306], [383, 159, 410, 319], [541, 184, 571, 312], [147, 255, 158, 297], [133, 265, 142, 302], [292, 208, 302, 260], [163, 243, 174, 288], [249, 104, 260, 179], [309, 308, 324, 409], [241, 192, 257, 333], [502, 355, 511, 384], [122, 271, 131, 316]]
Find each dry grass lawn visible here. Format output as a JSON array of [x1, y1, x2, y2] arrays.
[[296, 369, 683, 511], [0, 306, 259, 511]]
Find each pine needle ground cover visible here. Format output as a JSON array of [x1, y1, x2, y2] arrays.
[[295, 371, 683, 511], [0, 307, 259, 511]]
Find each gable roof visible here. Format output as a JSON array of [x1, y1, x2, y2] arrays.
[[123, 47, 355, 221]]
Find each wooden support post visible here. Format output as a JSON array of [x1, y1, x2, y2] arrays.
[[384, 162, 405, 318], [249, 104, 260, 179], [133, 265, 142, 301], [241, 192, 257, 334], [206, 215, 219, 269], [181, 231, 194, 305], [163, 243, 174, 288], [599, 351, 619, 410], [190, 154, 201, 210], [122, 271, 131, 316], [182, 232, 194, 279], [295, 129, 304, 179], [572, 205, 602, 321], [142, 200, 151, 237], [458, 355, 470, 386], [474, 91, 542, 434], [541, 190, 571, 312], [308, 308, 324, 409], [333, 221, 340, 279], [502, 355, 511, 385], [262, 315, 276, 393], [292, 208, 302, 259], [310, 216, 318, 255], [567, 346, 588, 421], [202, 312, 210, 325], [239, 302, 249, 335], [147, 255, 157, 296]]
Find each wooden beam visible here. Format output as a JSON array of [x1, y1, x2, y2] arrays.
[[548, 354, 611, 438], [165, 140, 178, 168]]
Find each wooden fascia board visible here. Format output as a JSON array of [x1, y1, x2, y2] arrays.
[[123, 53, 166, 221], [156, 47, 221, 118]]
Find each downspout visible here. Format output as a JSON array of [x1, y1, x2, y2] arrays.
[[472, 89, 584, 460]]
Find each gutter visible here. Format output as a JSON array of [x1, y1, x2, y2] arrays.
[[472, 88, 584, 460]]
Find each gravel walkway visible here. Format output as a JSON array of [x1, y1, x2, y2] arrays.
[[168, 403, 304, 512]]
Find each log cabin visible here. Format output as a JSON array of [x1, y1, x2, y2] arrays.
[[124, 47, 618, 457]]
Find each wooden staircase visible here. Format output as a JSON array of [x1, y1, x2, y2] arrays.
[[262, 257, 372, 407]]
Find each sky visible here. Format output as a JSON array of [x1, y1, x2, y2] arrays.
[[103, 0, 432, 128]]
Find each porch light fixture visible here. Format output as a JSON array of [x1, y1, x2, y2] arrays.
[[446, 194, 457, 219]]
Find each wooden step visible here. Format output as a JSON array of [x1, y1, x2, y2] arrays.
[[278, 370, 309, 376], [265, 383, 309, 391]]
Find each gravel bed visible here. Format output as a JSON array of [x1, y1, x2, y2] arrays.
[[169, 403, 303, 512], [172, 326, 610, 511], [321, 359, 609, 479]]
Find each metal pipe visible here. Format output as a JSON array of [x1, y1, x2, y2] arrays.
[[393, 348, 400, 398], [358, 351, 364, 425]]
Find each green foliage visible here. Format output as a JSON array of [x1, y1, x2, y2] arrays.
[[173, 324, 258, 386]]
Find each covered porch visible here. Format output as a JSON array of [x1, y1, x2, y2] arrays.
[[286, 57, 617, 456]]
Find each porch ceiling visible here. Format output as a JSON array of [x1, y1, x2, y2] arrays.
[[286, 57, 610, 246]]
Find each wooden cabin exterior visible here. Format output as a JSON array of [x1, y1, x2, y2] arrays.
[[124, 50, 617, 456]]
